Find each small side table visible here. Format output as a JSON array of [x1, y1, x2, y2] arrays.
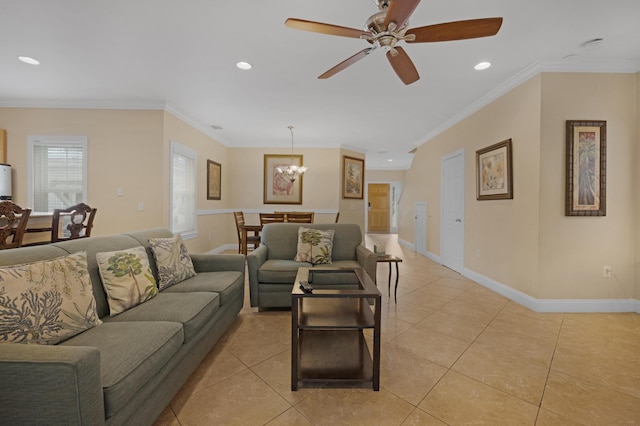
[[376, 255, 403, 301]]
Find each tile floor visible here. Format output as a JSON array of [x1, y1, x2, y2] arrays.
[[154, 235, 640, 425]]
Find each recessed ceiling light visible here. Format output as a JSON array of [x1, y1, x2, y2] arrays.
[[474, 61, 491, 71], [387, 159, 394, 162], [236, 61, 252, 70], [18, 56, 40, 65]]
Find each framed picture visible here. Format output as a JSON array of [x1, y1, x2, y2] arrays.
[[566, 120, 606, 216], [263, 154, 303, 204], [476, 138, 513, 200], [342, 156, 365, 199], [206, 160, 221, 200]]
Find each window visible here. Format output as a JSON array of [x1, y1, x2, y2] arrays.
[[27, 136, 88, 213], [170, 141, 197, 237]]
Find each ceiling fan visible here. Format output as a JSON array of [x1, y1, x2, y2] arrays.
[[285, 0, 503, 85]]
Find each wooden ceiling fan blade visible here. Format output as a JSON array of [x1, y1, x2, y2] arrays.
[[384, 0, 421, 30], [406, 17, 503, 43], [318, 48, 374, 79], [386, 47, 419, 85], [285, 18, 372, 39]]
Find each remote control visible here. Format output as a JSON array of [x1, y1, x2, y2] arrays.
[[299, 280, 313, 293]]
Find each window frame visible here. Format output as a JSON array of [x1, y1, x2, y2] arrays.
[[169, 140, 197, 239], [27, 135, 88, 214]]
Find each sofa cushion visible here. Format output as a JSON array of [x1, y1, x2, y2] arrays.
[[60, 321, 183, 418], [294, 227, 335, 265], [102, 292, 219, 343], [162, 271, 243, 306], [258, 259, 311, 284], [0, 251, 102, 345], [96, 246, 158, 316], [148, 234, 196, 290]]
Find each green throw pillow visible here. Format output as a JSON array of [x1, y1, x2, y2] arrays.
[[0, 251, 102, 344], [96, 246, 158, 316], [148, 234, 196, 290], [294, 227, 335, 265]]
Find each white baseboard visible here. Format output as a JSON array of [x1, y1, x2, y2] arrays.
[[463, 267, 640, 314], [205, 243, 237, 254], [394, 245, 638, 312]]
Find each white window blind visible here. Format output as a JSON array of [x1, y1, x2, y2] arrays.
[[27, 136, 88, 213], [170, 141, 197, 236]]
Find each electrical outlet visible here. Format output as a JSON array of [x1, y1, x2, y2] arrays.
[[603, 265, 612, 278]]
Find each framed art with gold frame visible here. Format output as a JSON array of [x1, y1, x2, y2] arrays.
[[566, 120, 606, 216], [342, 155, 365, 199], [476, 139, 513, 200], [264, 154, 303, 204], [206, 159, 221, 200]]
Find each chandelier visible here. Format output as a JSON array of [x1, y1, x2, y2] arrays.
[[276, 125, 307, 181]]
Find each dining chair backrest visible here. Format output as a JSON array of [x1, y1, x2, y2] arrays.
[[335, 212, 340, 223], [233, 211, 245, 241], [0, 201, 32, 249], [259, 213, 286, 225], [51, 202, 97, 242], [285, 212, 314, 223]]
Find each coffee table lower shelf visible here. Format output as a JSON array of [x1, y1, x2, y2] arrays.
[[294, 329, 373, 386]]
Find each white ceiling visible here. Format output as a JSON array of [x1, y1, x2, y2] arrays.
[[1, 0, 639, 170]]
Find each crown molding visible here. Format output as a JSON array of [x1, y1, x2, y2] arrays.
[[415, 58, 640, 147], [0, 98, 166, 110]]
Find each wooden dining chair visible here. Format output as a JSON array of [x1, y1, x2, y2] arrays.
[[233, 211, 260, 253], [285, 212, 314, 223], [51, 202, 97, 242], [0, 201, 32, 249], [335, 212, 340, 223], [259, 213, 286, 225]]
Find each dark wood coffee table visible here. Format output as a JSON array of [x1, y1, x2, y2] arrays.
[[291, 267, 381, 391]]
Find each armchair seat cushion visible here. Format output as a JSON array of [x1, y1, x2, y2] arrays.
[[162, 271, 243, 306], [60, 321, 183, 418], [258, 259, 311, 283], [103, 292, 219, 343]]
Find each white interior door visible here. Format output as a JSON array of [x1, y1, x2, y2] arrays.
[[415, 202, 427, 255], [441, 150, 465, 273]]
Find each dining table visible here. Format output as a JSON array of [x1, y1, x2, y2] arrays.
[[239, 224, 262, 255]]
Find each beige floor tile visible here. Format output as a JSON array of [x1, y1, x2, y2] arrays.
[[541, 371, 640, 425], [452, 341, 549, 404], [266, 407, 313, 425], [455, 286, 510, 311], [438, 298, 503, 324], [419, 371, 538, 425], [221, 312, 291, 366], [503, 301, 564, 325], [251, 350, 321, 405], [382, 297, 438, 324], [414, 309, 489, 343], [173, 346, 247, 399], [401, 408, 448, 425], [391, 326, 470, 368], [294, 387, 414, 425], [380, 344, 448, 405], [476, 325, 556, 368], [535, 408, 585, 426], [551, 347, 640, 399], [364, 313, 413, 342], [172, 369, 290, 425], [490, 311, 561, 343]]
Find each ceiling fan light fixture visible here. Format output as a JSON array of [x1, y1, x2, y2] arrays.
[[18, 56, 40, 65], [474, 61, 491, 70], [236, 61, 252, 70]]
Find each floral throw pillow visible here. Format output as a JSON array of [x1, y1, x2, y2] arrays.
[[294, 227, 335, 265], [0, 251, 102, 345], [148, 234, 196, 290], [96, 246, 158, 316]]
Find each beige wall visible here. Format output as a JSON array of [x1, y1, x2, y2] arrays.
[[367, 169, 407, 183], [0, 107, 166, 235], [538, 73, 637, 300], [400, 72, 639, 301]]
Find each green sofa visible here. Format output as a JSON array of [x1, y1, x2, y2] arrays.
[[247, 223, 377, 309], [0, 228, 245, 425]]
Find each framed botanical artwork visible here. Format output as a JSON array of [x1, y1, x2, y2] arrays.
[[206, 160, 221, 200], [342, 156, 365, 199], [263, 154, 303, 204], [566, 120, 606, 216], [476, 138, 513, 200]]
